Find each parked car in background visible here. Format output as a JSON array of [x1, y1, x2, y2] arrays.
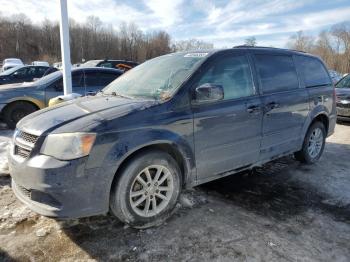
[[82, 59, 139, 69], [0, 65, 57, 85], [0, 67, 123, 128], [32, 61, 50, 67], [329, 70, 342, 84], [8, 47, 336, 228], [1, 58, 24, 72], [335, 73, 350, 121]]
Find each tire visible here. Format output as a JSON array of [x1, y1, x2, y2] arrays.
[[110, 150, 182, 228], [294, 121, 326, 164], [3, 102, 37, 129]]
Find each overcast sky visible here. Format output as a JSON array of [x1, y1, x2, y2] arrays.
[[1, 0, 350, 47]]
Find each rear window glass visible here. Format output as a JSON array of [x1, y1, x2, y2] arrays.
[[295, 56, 331, 87], [255, 54, 299, 93]]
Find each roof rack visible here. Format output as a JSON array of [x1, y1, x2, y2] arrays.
[[233, 45, 307, 53]]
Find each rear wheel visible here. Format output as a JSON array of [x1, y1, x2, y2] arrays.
[[3, 102, 37, 129], [294, 121, 326, 164], [110, 150, 182, 228]]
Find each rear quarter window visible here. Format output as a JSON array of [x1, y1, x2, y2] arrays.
[[295, 56, 331, 87], [255, 54, 299, 94]]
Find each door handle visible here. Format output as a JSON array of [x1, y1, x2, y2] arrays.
[[247, 105, 261, 113], [264, 102, 279, 113]]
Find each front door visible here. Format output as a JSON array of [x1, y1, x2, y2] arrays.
[[253, 53, 309, 160], [192, 51, 263, 181]]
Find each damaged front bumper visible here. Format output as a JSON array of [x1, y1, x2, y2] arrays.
[[9, 143, 113, 219]]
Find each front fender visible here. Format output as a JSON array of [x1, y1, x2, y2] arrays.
[[87, 127, 195, 186]]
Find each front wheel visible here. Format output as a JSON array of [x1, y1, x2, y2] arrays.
[[294, 121, 326, 164], [110, 150, 182, 228]]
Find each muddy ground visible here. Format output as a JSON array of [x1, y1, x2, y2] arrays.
[[0, 123, 349, 261]]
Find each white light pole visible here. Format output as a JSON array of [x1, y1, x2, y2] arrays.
[[59, 0, 72, 95]]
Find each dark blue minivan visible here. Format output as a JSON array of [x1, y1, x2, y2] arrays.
[[9, 47, 336, 228]]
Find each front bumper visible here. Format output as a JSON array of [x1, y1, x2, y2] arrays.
[[9, 147, 113, 218], [336, 105, 350, 121]]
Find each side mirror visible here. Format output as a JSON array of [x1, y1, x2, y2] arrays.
[[12, 72, 19, 78], [195, 83, 224, 102]]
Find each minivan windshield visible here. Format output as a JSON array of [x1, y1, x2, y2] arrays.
[[102, 52, 208, 100], [336, 74, 350, 88]]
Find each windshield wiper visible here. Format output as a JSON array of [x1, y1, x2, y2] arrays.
[[110, 92, 133, 99]]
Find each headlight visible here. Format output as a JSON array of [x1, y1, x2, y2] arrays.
[[40, 133, 96, 160]]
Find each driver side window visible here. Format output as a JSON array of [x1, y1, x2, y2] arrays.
[[14, 67, 28, 77], [197, 55, 255, 100]]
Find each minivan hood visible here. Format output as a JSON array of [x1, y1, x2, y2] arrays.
[[17, 95, 157, 135], [0, 82, 35, 90]]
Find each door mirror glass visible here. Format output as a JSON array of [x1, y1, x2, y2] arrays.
[[195, 83, 224, 102]]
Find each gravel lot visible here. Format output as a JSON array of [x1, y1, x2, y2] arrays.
[[0, 123, 349, 261]]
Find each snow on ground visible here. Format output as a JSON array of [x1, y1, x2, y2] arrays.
[[0, 124, 11, 176]]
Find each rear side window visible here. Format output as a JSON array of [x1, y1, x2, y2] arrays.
[[98, 62, 113, 68], [99, 72, 120, 86], [255, 54, 299, 93], [84, 72, 100, 87], [295, 56, 331, 87]]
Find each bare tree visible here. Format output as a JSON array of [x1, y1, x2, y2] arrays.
[[0, 14, 173, 64], [287, 31, 314, 52], [173, 39, 213, 51], [287, 24, 350, 73], [244, 36, 257, 46]]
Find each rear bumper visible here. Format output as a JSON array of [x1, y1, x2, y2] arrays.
[[9, 147, 113, 219], [337, 115, 350, 122]]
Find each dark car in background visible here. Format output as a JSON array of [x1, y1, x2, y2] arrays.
[[0, 65, 57, 85], [8, 47, 336, 228], [82, 59, 139, 69], [329, 70, 343, 84], [0, 67, 123, 128], [335, 73, 350, 121]]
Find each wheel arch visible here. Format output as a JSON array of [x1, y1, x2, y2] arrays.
[[311, 113, 329, 134], [2, 97, 44, 114], [109, 141, 192, 195]]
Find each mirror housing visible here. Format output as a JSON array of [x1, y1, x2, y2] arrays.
[[195, 83, 224, 103]]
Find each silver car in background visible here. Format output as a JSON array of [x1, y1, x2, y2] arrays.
[[1, 58, 24, 72]]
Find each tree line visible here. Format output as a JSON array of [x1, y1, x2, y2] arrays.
[[0, 14, 175, 64], [0, 14, 214, 65], [1, 13, 349, 74], [287, 22, 350, 74]]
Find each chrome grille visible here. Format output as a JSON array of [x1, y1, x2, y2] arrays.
[[14, 130, 38, 159], [17, 184, 31, 198], [15, 145, 31, 158], [16, 131, 39, 145]]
